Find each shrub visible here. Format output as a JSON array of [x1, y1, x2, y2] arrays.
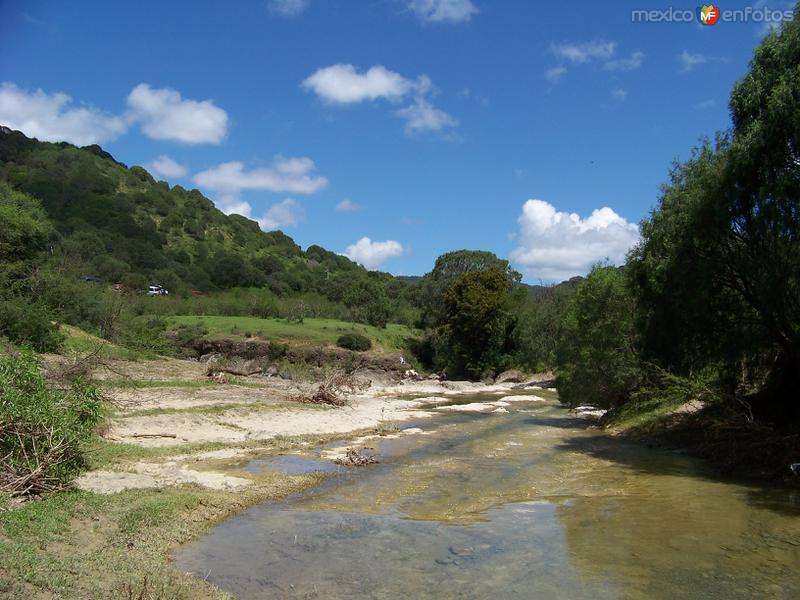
[[0, 300, 65, 352], [115, 317, 172, 356], [0, 347, 104, 495], [336, 333, 372, 352]]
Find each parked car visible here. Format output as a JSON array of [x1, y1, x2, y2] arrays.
[[147, 284, 169, 296], [112, 283, 125, 291]]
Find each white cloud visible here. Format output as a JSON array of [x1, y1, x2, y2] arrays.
[[303, 64, 456, 135], [611, 88, 628, 101], [678, 50, 709, 72], [269, 0, 308, 17], [510, 199, 640, 281], [396, 97, 457, 133], [344, 237, 404, 270], [695, 99, 716, 110], [551, 40, 616, 64], [409, 0, 478, 23], [0, 82, 126, 146], [146, 155, 187, 179], [302, 64, 414, 104], [545, 66, 568, 82], [193, 156, 328, 215], [604, 51, 644, 71], [126, 83, 228, 144], [336, 198, 362, 212], [257, 198, 305, 231]]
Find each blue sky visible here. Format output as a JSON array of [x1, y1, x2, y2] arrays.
[[0, 0, 792, 281]]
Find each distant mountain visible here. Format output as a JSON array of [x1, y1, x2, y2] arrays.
[[0, 127, 402, 298]]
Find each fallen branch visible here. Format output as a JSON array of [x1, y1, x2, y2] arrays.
[[129, 432, 178, 439], [291, 371, 369, 407]]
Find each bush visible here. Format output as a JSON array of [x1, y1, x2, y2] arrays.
[[336, 333, 372, 352], [0, 300, 65, 352], [115, 317, 172, 356], [0, 347, 104, 495]]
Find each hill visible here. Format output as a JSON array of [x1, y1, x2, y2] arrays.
[[0, 127, 409, 296]]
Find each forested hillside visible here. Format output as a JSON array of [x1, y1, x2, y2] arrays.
[[0, 126, 416, 298]]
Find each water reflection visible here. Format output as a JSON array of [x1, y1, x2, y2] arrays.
[[176, 394, 800, 599]]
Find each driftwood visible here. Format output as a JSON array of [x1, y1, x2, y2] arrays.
[[129, 433, 178, 439], [334, 448, 378, 466], [291, 371, 370, 407]]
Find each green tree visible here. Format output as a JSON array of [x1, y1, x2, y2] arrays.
[[440, 268, 515, 379], [556, 266, 640, 408]]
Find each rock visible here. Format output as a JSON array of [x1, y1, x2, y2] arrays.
[[264, 366, 279, 377], [495, 369, 526, 384]]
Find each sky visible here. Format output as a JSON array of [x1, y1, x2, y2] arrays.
[[0, 0, 793, 282]]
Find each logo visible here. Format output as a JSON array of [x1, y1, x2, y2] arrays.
[[698, 4, 720, 25]]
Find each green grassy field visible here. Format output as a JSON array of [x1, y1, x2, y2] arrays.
[[60, 324, 156, 360], [167, 315, 418, 352]]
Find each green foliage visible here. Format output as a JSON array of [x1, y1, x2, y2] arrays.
[[627, 13, 800, 419], [0, 300, 65, 352], [417, 250, 521, 329], [439, 268, 515, 379], [0, 128, 420, 333], [514, 280, 579, 371], [336, 333, 372, 352], [115, 317, 172, 357], [0, 348, 104, 494], [0, 182, 52, 264], [556, 266, 640, 408]]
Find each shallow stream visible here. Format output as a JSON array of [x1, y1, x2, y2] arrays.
[[176, 392, 800, 599]]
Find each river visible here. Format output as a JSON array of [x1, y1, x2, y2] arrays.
[[175, 391, 800, 599]]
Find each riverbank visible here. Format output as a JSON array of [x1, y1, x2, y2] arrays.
[[603, 397, 800, 483], [0, 356, 544, 599]]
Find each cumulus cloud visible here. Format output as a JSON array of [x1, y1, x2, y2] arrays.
[[551, 40, 616, 64], [146, 155, 187, 179], [257, 198, 305, 231], [126, 83, 228, 144], [396, 97, 457, 133], [193, 156, 328, 215], [510, 199, 640, 281], [344, 237, 404, 270], [302, 64, 415, 104], [409, 0, 478, 23], [336, 198, 362, 212], [0, 82, 126, 145], [269, 0, 308, 17], [604, 51, 644, 71], [303, 64, 456, 134], [678, 50, 709, 72]]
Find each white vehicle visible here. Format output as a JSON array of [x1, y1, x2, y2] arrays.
[[147, 284, 169, 296]]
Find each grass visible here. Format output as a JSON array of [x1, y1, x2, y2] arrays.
[[0, 474, 323, 600], [166, 315, 418, 353], [603, 395, 690, 434], [60, 324, 158, 361], [102, 379, 215, 389], [115, 399, 329, 420]]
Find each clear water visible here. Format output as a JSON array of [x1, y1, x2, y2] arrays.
[[175, 393, 800, 599]]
